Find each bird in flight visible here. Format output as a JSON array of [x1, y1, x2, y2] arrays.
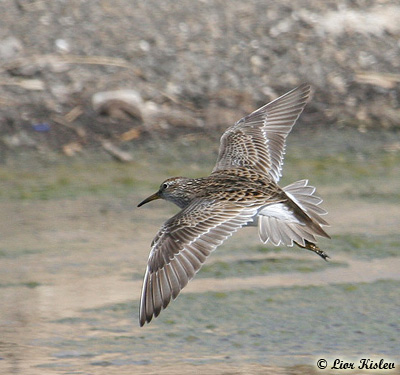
[[137, 83, 330, 326]]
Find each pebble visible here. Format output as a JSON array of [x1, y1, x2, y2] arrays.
[[0, 36, 23, 61]]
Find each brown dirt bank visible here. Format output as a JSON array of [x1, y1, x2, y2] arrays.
[[1, 0, 400, 160]]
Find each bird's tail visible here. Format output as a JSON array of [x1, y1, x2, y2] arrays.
[[257, 179, 330, 248]]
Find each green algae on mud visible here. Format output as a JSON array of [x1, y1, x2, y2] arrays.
[[131, 255, 346, 280], [0, 162, 146, 201], [48, 280, 400, 367], [0, 247, 44, 259], [0, 281, 41, 289], [331, 234, 400, 259], [252, 233, 400, 260], [196, 257, 346, 278], [1, 128, 399, 202]]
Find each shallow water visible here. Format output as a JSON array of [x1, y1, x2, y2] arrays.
[[1, 130, 400, 374]]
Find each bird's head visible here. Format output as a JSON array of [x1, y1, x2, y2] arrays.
[[137, 177, 195, 208]]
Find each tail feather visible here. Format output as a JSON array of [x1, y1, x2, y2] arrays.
[[283, 179, 329, 226], [258, 179, 330, 247]]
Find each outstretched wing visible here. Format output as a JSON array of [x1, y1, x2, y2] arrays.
[[139, 199, 257, 326], [213, 83, 311, 182]]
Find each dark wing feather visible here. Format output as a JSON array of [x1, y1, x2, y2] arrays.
[[213, 83, 311, 182], [139, 199, 257, 326]]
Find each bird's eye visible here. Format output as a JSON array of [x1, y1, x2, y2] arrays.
[[162, 183, 168, 189]]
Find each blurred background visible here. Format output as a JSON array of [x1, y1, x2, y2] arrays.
[[0, 1, 399, 374]]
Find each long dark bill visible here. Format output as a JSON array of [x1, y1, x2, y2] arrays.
[[137, 192, 160, 207]]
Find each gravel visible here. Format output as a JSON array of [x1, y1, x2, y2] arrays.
[[0, 0, 399, 158]]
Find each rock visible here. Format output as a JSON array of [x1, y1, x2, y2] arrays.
[[2, 131, 36, 148], [0, 36, 23, 61], [92, 90, 144, 121], [92, 89, 143, 111], [96, 100, 142, 121], [55, 39, 70, 53]]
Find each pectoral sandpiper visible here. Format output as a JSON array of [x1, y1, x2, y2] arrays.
[[137, 83, 330, 326]]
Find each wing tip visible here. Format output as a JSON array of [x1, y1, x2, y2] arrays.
[[139, 267, 154, 327], [288, 82, 312, 105], [139, 258, 189, 326], [296, 82, 311, 95], [139, 316, 148, 327]]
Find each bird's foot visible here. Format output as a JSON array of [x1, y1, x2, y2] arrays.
[[294, 240, 330, 261]]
